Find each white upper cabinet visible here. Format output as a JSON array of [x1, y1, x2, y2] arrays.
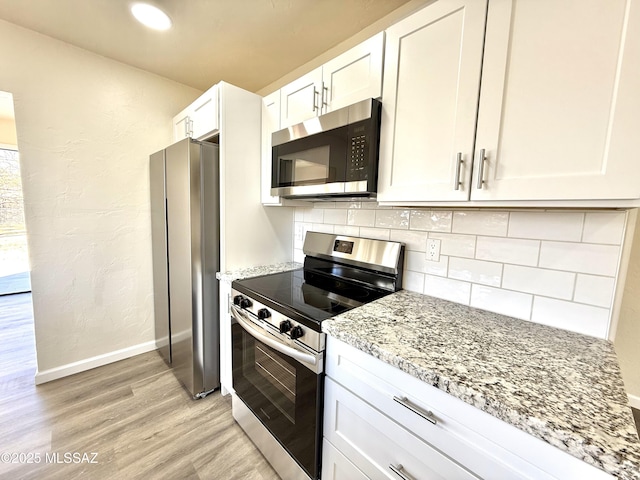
[[377, 0, 487, 202], [173, 107, 191, 142], [379, 0, 640, 205], [172, 85, 219, 142], [280, 67, 323, 129], [322, 32, 384, 113], [472, 0, 640, 201], [261, 90, 282, 205], [279, 32, 385, 129]]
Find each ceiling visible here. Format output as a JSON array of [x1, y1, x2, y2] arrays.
[[0, 0, 412, 96]]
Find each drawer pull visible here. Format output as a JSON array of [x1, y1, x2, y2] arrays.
[[389, 463, 417, 480], [393, 396, 437, 425]]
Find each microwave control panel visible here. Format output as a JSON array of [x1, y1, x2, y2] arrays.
[[347, 133, 368, 180]]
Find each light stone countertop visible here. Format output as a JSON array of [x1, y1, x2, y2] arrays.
[[216, 262, 302, 284], [322, 289, 640, 480]]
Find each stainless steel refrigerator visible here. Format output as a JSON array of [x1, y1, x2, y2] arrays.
[[150, 137, 220, 398]]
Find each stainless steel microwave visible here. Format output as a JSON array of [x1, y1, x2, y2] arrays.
[[271, 98, 382, 200]]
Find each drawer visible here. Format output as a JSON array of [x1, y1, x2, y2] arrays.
[[324, 377, 478, 480], [325, 337, 612, 480], [322, 438, 369, 480]]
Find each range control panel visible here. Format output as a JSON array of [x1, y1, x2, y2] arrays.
[[230, 290, 325, 353]]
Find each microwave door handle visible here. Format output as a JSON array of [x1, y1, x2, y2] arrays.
[[230, 304, 317, 366]]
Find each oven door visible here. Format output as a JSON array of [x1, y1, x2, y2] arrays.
[[231, 310, 323, 479]]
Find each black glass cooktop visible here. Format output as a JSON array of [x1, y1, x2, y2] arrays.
[[232, 267, 391, 331]]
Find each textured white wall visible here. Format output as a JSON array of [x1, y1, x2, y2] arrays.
[[0, 19, 201, 375]]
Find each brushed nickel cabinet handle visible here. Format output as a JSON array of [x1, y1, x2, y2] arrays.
[[393, 395, 437, 425], [389, 463, 417, 480], [454, 152, 464, 191], [313, 87, 319, 113], [184, 117, 190, 137], [322, 84, 328, 107], [476, 148, 486, 189]]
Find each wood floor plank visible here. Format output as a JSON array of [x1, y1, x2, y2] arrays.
[[0, 294, 280, 479]]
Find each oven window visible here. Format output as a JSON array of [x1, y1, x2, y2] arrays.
[[247, 340, 296, 422], [232, 322, 322, 479]]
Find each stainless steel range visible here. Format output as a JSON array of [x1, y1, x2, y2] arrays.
[[230, 232, 405, 480]]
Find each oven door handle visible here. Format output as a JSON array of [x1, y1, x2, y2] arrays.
[[230, 304, 318, 366]]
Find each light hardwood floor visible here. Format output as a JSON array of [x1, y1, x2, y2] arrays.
[[0, 293, 279, 480]]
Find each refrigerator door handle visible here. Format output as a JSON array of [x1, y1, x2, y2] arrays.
[[230, 304, 318, 369]]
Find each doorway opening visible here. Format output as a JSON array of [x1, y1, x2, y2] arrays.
[[0, 92, 30, 295]]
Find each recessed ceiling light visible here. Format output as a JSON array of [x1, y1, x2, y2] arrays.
[[131, 3, 172, 31]]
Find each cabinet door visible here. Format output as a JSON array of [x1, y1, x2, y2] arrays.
[[322, 32, 384, 113], [173, 107, 191, 142], [322, 439, 369, 480], [280, 67, 322, 128], [377, 0, 487, 202], [261, 91, 282, 205], [472, 0, 640, 201], [191, 85, 219, 140], [324, 377, 479, 480]]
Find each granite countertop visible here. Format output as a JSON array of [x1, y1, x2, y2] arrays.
[[216, 262, 302, 283], [323, 289, 640, 480]]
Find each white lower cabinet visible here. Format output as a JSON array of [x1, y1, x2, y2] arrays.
[[324, 377, 478, 480], [322, 439, 368, 480], [322, 337, 613, 480]]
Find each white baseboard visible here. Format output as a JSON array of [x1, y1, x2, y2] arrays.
[[628, 393, 640, 410], [34, 340, 157, 385]]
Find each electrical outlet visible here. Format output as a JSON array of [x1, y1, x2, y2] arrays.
[[426, 239, 441, 262]]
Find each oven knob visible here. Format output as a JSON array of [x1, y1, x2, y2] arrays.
[[233, 295, 252, 309], [279, 320, 292, 333], [290, 325, 304, 340], [257, 308, 271, 319]]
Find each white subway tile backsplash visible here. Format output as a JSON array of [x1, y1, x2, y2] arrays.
[[323, 209, 348, 225], [448, 257, 502, 287], [502, 265, 575, 300], [303, 208, 324, 223], [405, 250, 426, 273], [531, 297, 609, 338], [376, 209, 410, 229], [424, 275, 471, 304], [333, 225, 360, 237], [312, 223, 334, 234], [390, 230, 429, 252], [313, 201, 336, 209], [359, 227, 390, 240], [582, 211, 626, 245], [294, 223, 305, 249], [405, 251, 449, 277], [476, 236, 540, 266], [293, 204, 628, 339], [539, 241, 619, 276], [452, 211, 508, 237], [347, 209, 376, 227], [429, 232, 476, 258], [403, 270, 425, 293], [574, 274, 615, 308], [508, 211, 584, 241], [425, 256, 449, 277], [470, 285, 533, 320], [410, 210, 452, 232]]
